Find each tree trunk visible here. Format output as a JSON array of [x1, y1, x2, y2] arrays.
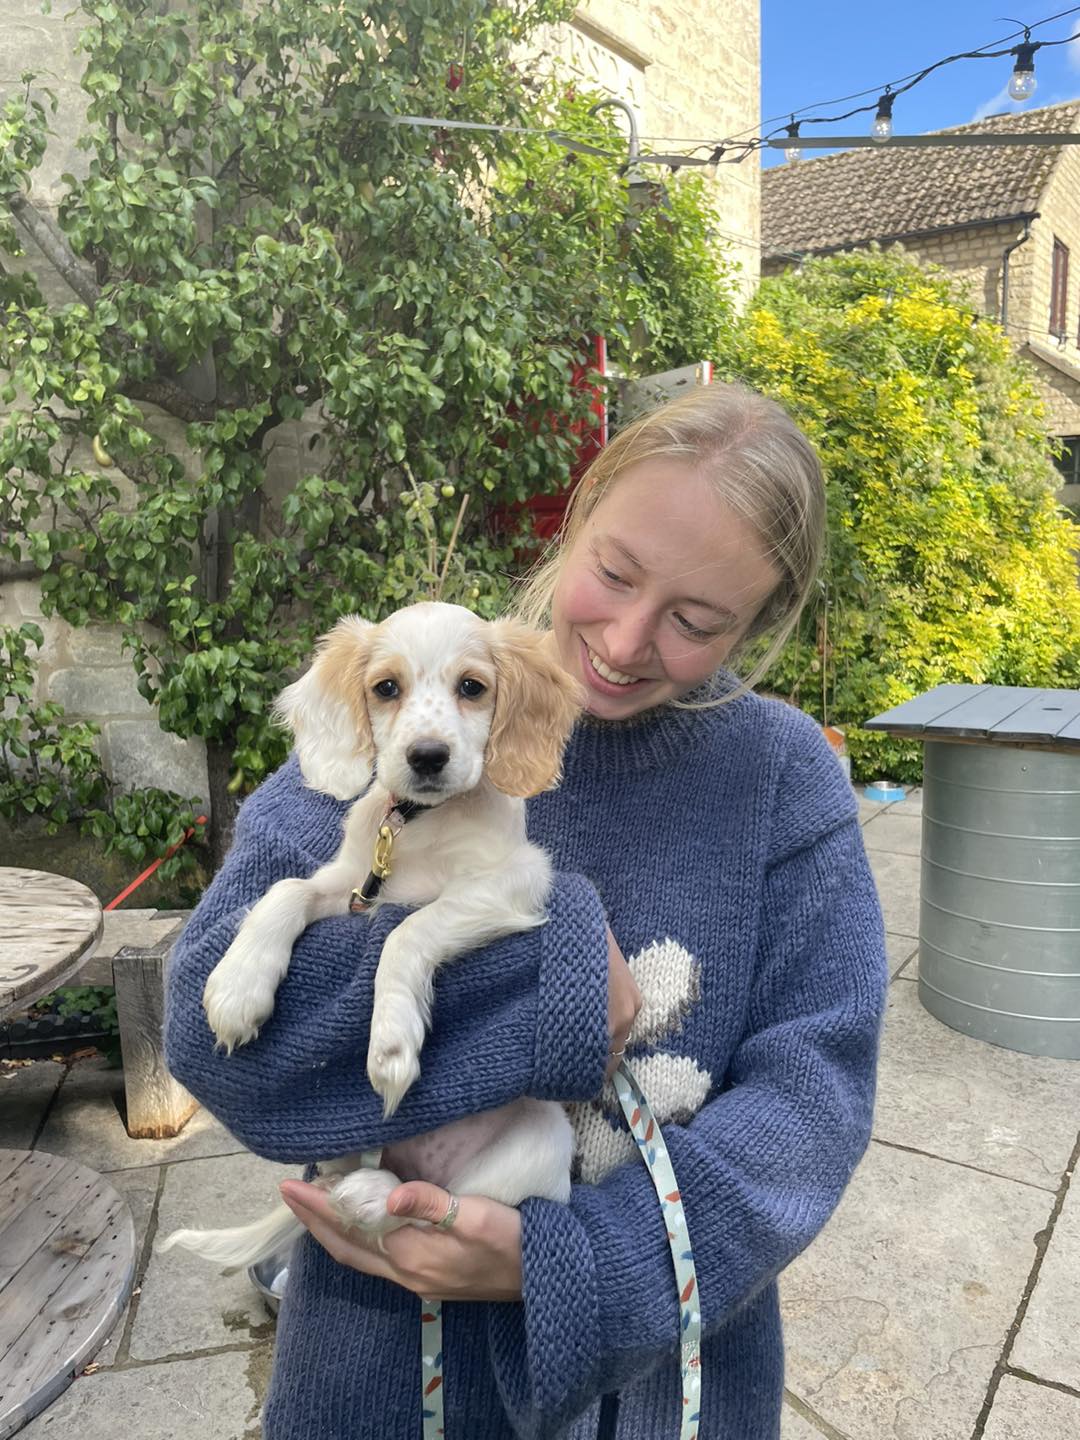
[[205, 740, 240, 873]]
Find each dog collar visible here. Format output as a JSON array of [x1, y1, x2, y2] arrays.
[[349, 798, 430, 913]]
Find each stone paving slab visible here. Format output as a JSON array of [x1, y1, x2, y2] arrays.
[[18, 1347, 269, 1440], [981, 1373, 1080, 1439], [780, 1141, 1052, 1440], [38, 1055, 246, 1171], [1011, 1171, 1080, 1390], [865, 849, 920, 938], [886, 934, 918, 980], [780, 1397, 839, 1437], [874, 980, 1080, 1190], [88, 1165, 161, 1369], [862, 810, 922, 858], [131, 1150, 294, 1362], [0, 1059, 63, 1149]]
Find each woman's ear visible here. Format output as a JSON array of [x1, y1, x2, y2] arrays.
[[274, 616, 375, 799], [484, 622, 583, 798]]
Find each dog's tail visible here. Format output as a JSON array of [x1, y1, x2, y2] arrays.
[[156, 1202, 302, 1268]]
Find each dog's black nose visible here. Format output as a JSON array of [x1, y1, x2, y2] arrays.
[[406, 741, 450, 776]]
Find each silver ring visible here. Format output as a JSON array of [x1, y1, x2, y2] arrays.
[[433, 1192, 460, 1229], [609, 1047, 626, 1060]]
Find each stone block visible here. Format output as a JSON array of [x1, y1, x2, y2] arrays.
[[63, 623, 133, 668], [780, 1143, 1053, 1440], [2, 580, 47, 619], [101, 719, 209, 804], [1011, 1174, 1080, 1389], [874, 979, 1078, 1190], [47, 663, 148, 718]]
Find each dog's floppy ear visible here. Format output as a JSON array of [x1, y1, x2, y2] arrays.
[[485, 621, 583, 798], [274, 616, 375, 799]]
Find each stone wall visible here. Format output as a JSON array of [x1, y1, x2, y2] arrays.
[[536, 2, 760, 303]]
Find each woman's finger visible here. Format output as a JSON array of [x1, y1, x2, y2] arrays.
[[387, 1180, 457, 1225]]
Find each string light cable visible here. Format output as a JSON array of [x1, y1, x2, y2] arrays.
[[347, 5, 1080, 171], [757, 8, 1080, 155]]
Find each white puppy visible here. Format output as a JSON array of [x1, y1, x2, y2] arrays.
[[160, 602, 583, 1267]]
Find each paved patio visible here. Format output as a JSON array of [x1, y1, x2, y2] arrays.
[[2, 786, 1077, 1439]]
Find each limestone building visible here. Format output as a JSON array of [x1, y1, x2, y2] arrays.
[[762, 101, 1080, 514]]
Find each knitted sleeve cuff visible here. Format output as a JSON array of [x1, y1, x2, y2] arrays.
[[489, 1196, 601, 1437], [531, 875, 609, 1103]]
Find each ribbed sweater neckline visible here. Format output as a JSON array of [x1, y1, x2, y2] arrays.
[[560, 675, 751, 778]]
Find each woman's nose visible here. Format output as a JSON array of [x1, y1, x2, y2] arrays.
[[603, 611, 653, 668]]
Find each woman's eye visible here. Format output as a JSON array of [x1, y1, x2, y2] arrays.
[[459, 677, 486, 699], [674, 614, 716, 642], [372, 679, 399, 699], [597, 564, 624, 585]]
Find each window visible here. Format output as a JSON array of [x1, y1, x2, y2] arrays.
[[1050, 238, 1069, 337], [1054, 436, 1080, 486]]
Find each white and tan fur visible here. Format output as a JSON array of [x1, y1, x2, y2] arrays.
[[160, 602, 582, 1267]]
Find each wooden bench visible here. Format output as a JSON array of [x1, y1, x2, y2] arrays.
[[0, 873, 197, 1139]]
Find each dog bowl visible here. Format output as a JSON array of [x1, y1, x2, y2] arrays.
[[864, 779, 906, 803], [248, 1245, 294, 1316]]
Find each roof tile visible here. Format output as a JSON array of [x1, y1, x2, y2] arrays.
[[761, 100, 1080, 259]]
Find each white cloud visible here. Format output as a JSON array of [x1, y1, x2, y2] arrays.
[[971, 85, 1023, 123]]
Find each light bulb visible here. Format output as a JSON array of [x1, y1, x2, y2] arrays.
[[1008, 42, 1038, 103], [872, 92, 894, 143], [784, 122, 801, 163], [1008, 66, 1036, 102]]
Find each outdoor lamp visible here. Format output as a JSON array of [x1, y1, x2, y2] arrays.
[[1008, 41, 1038, 102], [784, 121, 802, 163], [871, 91, 894, 142]]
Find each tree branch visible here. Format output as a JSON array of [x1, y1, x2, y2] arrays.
[[124, 378, 217, 423], [7, 193, 100, 307]]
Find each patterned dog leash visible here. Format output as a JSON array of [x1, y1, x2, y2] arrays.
[[419, 1059, 701, 1439]]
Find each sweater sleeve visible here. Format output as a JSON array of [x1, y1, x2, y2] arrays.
[[487, 813, 888, 1438], [163, 762, 610, 1162]]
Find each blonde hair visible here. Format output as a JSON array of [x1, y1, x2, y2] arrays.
[[513, 381, 825, 707]]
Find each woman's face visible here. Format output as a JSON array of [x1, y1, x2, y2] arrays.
[[550, 461, 781, 720]]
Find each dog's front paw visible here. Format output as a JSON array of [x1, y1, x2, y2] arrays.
[[366, 999, 426, 1118], [202, 932, 283, 1052], [327, 1168, 406, 1238]]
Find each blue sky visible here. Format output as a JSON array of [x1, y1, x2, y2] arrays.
[[760, 2, 1080, 167]]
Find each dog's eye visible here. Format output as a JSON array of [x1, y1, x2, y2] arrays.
[[372, 679, 399, 700], [459, 678, 486, 699]]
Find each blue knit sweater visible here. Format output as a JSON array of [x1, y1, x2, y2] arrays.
[[164, 689, 887, 1440]]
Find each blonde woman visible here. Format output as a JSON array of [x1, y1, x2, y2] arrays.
[[165, 383, 888, 1439]]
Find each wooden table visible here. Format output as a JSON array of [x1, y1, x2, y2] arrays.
[[0, 869, 103, 1019], [0, 873, 136, 1435], [864, 684, 1080, 1060], [0, 1150, 136, 1438]]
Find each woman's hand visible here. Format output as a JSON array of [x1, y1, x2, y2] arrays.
[[606, 925, 643, 1079], [279, 1179, 524, 1302]]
